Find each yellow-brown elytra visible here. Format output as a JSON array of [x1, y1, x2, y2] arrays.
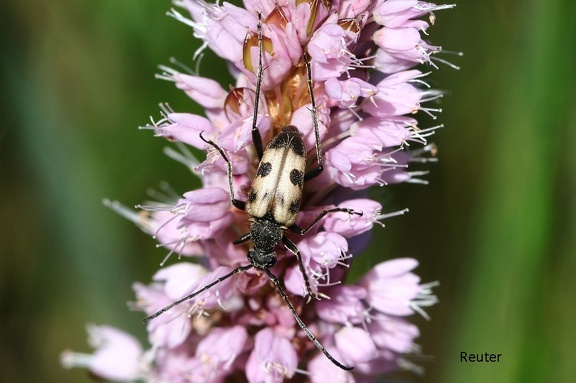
[[143, 13, 362, 371]]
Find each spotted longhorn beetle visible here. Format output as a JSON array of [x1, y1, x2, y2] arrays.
[[143, 14, 362, 371]]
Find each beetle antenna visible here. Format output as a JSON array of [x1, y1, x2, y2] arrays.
[[264, 269, 354, 371], [251, 12, 264, 159], [302, 54, 323, 181], [142, 264, 253, 324]]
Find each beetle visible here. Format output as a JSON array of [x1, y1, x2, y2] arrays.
[[143, 14, 362, 371]]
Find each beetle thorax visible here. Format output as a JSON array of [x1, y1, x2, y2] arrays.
[[247, 216, 283, 270]]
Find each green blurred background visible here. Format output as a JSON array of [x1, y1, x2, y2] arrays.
[[1, 1, 574, 382]]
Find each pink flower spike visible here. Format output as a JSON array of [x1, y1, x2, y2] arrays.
[[246, 328, 298, 383], [66, 0, 454, 380]]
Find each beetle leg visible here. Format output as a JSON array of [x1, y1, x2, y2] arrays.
[[233, 232, 252, 245], [289, 207, 363, 235], [265, 269, 354, 371], [282, 236, 318, 301]]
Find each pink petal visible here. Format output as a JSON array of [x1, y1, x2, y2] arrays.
[[335, 326, 377, 363], [246, 328, 298, 383], [87, 325, 143, 381]]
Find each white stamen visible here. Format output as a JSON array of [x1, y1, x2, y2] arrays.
[[60, 350, 91, 369], [410, 281, 439, 320], [169, 56, 196, 75], [103, 199, 154, 232], [163, 144, 201, 172]]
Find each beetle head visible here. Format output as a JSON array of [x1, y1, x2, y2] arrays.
[[247, 247, 277, 270]]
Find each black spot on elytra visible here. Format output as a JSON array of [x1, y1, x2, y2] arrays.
[[289, 138, 306, 157], [289, 199, 301, 214], [257, 162, 272, 177], [268, 126, 306, 157], [290, 169, 304, 188]]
